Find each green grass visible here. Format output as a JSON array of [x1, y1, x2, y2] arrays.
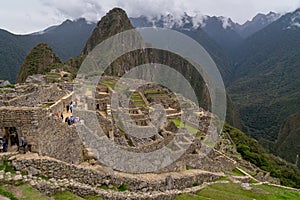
[[118, 184, 128, 192], [101, 80, 116, 89], [0, 183, 100, 200], [131, 99, 144, 103], [43, 103, 54, 108], [0, 160, 16, 174], [175, 193, 211, 200], [255, 184, 300, 200], [19, 185, 49, 200], [171, 119, 199, 134], [144, 90, 165, 95], [3, 84, 15, 88], [1, 184, 49, 200], [54, 191, 83, 200], [224, 168, 245, 176], [0, 187, 18, 200], [84, 195, 103, 200], [135, 103, 146, 108], [175, 183, 300, 200]]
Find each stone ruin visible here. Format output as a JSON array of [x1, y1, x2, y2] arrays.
[[0, 76, 272, 199]]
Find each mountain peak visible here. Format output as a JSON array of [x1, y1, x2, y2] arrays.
[[235, 12, 280, 38], [82, 7, 133, 55], [286, 8, 300, 29], [16, 43, 62, 83]]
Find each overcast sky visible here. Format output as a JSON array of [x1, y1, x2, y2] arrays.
[[1, 0, 300, 34]]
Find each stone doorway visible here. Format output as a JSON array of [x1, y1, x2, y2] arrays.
[[4, 127, 19, 148]]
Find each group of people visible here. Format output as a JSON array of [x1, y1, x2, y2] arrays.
[[66, 101, 76, 113], [65, 115, 80, 125], [0, 136, 27, 154], [54, 101, 80, 126]]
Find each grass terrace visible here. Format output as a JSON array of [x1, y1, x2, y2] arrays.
[[171, 118, 199, 134], [175, 183, 300, 200]]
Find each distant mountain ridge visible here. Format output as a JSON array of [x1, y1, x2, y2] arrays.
[[228, 8, 300, 142], [0, 18, 96, 83], [234, 12, 281, 38], [130, 11, 281, 55], [0, 11, 281, 83]]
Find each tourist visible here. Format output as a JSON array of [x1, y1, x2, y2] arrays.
[[55, 113, 59, 118], [21, 137, 27, 154], [0, 138, 3, 152], [68, 118, 71, 126], [70, 104, 73, 113], [3, 136, 8, 152], [70, 116, 75, 124]]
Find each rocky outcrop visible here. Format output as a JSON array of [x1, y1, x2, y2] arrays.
[[16, 43, 62, 83], [82, 8, 134, 55]]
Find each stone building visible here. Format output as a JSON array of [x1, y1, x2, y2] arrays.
[[0, 82, 82, 163]]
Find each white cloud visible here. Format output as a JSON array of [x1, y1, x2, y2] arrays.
[[0, 0, 300, 34]]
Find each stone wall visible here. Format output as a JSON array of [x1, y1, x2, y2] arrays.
[[37, 115, 84, 164], [6, 84, 68, 107], [0, 106, 43, 150], [11, 155, 221, 192], [48, 92, 73, 115]]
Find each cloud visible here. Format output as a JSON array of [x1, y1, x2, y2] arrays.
[[41, 0, 300, 23], [1, 0, 300, 34]]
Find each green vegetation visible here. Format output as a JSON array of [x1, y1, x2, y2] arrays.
[[84, 195, 103, 200], [224, 123, 300, 188], [3, 84, 15, 88], [16, 43, 63, 83], [117, 183, 128, 192], [144, 90, 165, 95], [0, 160, 16, 174], [18, 185, 49, 200], [171, 119, 199, 134], [223, 168, 245, 176], [0, 187, 18, 200], [175, 183, 300, 200], [54, 191, 83, 200], [228, 13, 300, 147], [130, 93, 144, 103], [0, 184, 49, 200], [43, 103, 54, 109], [45, 72, 61, 83], [192, 182, 200, 187], [101, 80, 116, 89], [276, 111, 300, 167]]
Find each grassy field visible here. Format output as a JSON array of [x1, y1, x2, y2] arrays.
[[171, 119, 199, 134], [0, 184, 102, 200], [175, 183, 300, 200], [0, 182, 299, 200]]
